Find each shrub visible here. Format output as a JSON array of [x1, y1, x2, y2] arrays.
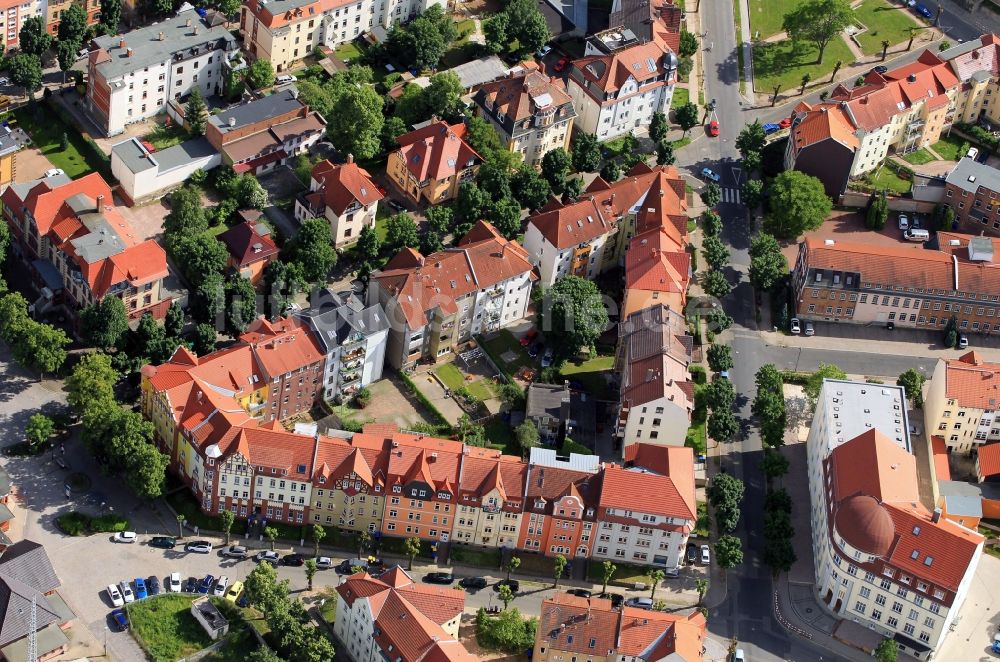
[[56, 512, 90, 536], [689, 365, 707, 384], [90, 514, 130, 533], [562, 437, 591, 455], [476, 608, 537, 653]]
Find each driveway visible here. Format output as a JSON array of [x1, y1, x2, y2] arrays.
[[934, 552, 1000, 661], [14, 145, 55, 182]]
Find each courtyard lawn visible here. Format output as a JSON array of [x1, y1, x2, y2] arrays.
[[752, 36, 855, 94], [454, 18, 476, 44], [143, 122, 187, 151], [484, 418, 517, 454], [867, 164, 912, 194], [671, 87, 690, 109], [333, 41, 363, 62], [559, 355, 614, 400], [902, 148, 935, 165], [11, 104, 104, 179], [852, 0, 922, 56], [480, 330, 533, 376], [127, 595, 212, 662], [748, 0, 801, 39], [434, 363, 496, 401], [586, 561, 653, 587], [931, 134, 968, 161]]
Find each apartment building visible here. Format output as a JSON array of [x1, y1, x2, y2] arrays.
[[334, 568, 473, 662], [206, 88, 326, 175], [524, 163, 689, 288], [46, 0, 98, 36], [791, 236, 1000, 335], [369, 221, 535, 370], [294, 156, 383, 247], [472, 69, 576, 167], [86, 9, 239, 136], [379, 434, 462, 543], [217, 214, 279, 285], [783, 102, 860, 198], [0, 0, 45, 52], [925, 351, 1000, 453], [0, 172, 171, 321], [938, 34, 1000, 127], [240, 0, 446, 73], [311, 440, 386, 533], [387, 120, 482, 206], [453, 448, 526, 549], [807, 380, 982, 660], [609, 0, 683, 45], [943, 157, 1000, 236], [622, 224, 690, 317], [590, 444, 695, 569], [615, 305, 693, 449], [535, 593, 706, 662], [297, 290, 389, 403], [565, 26, 678, 140]]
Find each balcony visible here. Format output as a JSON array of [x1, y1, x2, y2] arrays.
[[342, 358, 362, 371], [343, 347, 364, 361]]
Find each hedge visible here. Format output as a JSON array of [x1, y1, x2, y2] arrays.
[[398, 370, 452, 431], [55, 511, 129, 536], [779, 370, 811, 385]]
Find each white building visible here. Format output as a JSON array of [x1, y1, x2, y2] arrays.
[[294, 156, 383, 248], [86, 9, 239, 136], [298, 291, 389, 404], [565, 27, 678, 140], [592, 443, 696, 569], [110, 137, 221, 205], [334, 567, 474, 662], [807, 380, 983, 660], [522, 197, 611, 287]]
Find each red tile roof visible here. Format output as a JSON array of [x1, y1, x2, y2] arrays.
[[571, 40, 675, 100], [625, 227, 690, 292], [931, 435, 951, 481], [240, 317, 325, 378], [978, 442, 1000, 479], [789, 103, 860, 152], [217, 220, 279, 268], [943, 350, 1000, 411], [527, 197, 609, 249], [599, 462, 695, 522], [309, 157, 383, 216], [946, 33, 1000, 81], [477, 69, 573, 123], [395, 120, 482, 183]]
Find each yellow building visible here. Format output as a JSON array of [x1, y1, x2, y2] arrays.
[[925, 351, 1000, 454], [387, 120, 481, 206], [312, 443, 386, 534], [452, 451, 526, 548]]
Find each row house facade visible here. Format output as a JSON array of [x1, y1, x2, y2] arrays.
[[925, 350, 1000, 453], [369, 221, 535, 370]]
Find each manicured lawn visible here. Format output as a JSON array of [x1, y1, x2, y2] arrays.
[[484, 418, 516, 454], [671, 87, 690, 109], [454, 18, 476, 45], [686, 419, 707, 455], [559, 355, 614, 399], [600, 135, 632, 158], [864, 164, 913, 194], [143, 122, 187, 151], [480, 330, 533, 375], [12, 104, 100, 178], [931, 134, 967, 161], [127, 595, 212, 662], [852, 0, 922, 56], [333, 41, 363, 62], [748, 0, 802, 38], [434, 363, 496, 401], [586, 561, 654, 587], [753, 36, 855, 93], [673, 136, 692, 150], [902, 148, 935, 165]]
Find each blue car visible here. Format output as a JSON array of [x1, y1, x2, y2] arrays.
[[133, 578, 147, 600], [198, 575, 215, 594], [915, 3, 932, 17], [762, 123, 781, 135], [112, 609, 128, 631]]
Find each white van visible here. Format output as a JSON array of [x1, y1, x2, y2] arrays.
[[904, 228, 929, 242], [967, 147, 980, 160]]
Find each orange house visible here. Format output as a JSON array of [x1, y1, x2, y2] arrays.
[[517, 465, 600, 560]]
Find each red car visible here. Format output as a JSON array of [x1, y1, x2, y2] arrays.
[[519, 329, 539, 347], [779, 117, 792, 129], [553, 57, 570, 73], [707, 120, 719, 137]]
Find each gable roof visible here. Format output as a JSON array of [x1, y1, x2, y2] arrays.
[[571, 40, 674, 97], [395, 121, 482, 183], [475, 69, 574, 123], [599, 461, 695, 521], [308, 157, 384, 216], [527, 197, 609, 249], [789, 103, 860, 152], [217, 219, 279, 268], [942, 350, 1000, 411], [978, 442, 1000, 479]]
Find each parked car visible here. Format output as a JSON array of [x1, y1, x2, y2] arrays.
[[275, 74, 297, 85], [733, 649, 746, 662], [315, 556, 335, 569], [959, 334, 969, 349], [904, 228, 929, 242], [519, 329, 538, 346], [536, 45, 552, 58], [686, 544, 698, 564], [106, 584, 124, 607], [494, 579, 520, 593], [222, 545, 248, 559], [700, 167, 721, 182], [185, 540, 212, 554], [149, 536, 176, 549], [183, 577, 197, 593], [424, 572, 454, 584], [169, 572, 182, 592], [567, 588, 592, 598], [762, 122, 780, 135], [624, 597, 654, 609], [119, 581, 134, 603], [133, 578, 147, 600], [44, 168, 64, 178], [282, 553, 306, 567], [790, 318, 801, 334], [553, 56, 570, 72], [804, 322, 815, 337], [665, 567, 680, 578], [225, 581, 244, 603], [147, 576, 161, 596], [708, 120, 720, 137], [528, 343, 542, 358], [336, 559, 369, 574], [198, 575, 215, 594], [257, 550, 280, 565], [112, 531, 136, 543], [700, 545, 711, 564], [541, 349, 553, 368], [459, 576, 488, 590], [112, 609, 129, 631], [778, 117, 792, 129], [967, 146, 980, 160], [213, 576, 229, 597], [914, 3, 932, 17], [898, 213, 909, 230], [873, 65, 888, 74]]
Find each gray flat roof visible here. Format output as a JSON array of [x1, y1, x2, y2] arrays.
[[112, 138, 155, 174], [93, 9, 236, 81], [945, 157, 1000, 194], [70, 215, 128, 264], [114, 136, 217, 175], [448, 56, 509, 89], [816, 380, 911, 454], [943, 493, 982, 518], [526, 383, 570, 419], [209, 89, 302, 134], [939, 479, 1000, 501]]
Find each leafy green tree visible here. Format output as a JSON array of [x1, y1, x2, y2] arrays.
[[542, 276, 609, 361], [264, 526, 278, 551], [25, 413, 53, 448], [650, 111, 669, 144], [384, 213, 420, 255], [753, 390, 785, 423], [422, 206, 451, 253], [571, 132, 601, 172], [655, 139, 675, 166], [765, 170, 832, 239], [81, 296, 129, 351], [804, 363, 848, 404], [491, 198, 523, 239], [709, 472, 744, 509], [9, 54, 42, 98], [456, 182, 491, 230], [675, 102, 700, 135], [220, 509, 235, 545], [896, 369, 926, 408], [304, 558, 318, 591], [357, 223, 381, 262], [18, 16, 51, 57], [245, 59, 275, 89], [511, 166, 552, 211], [311, 524, 326, 557], [186, 88, 208, 136], [562, 176, 584, 202], [497, 583, 515, 610], [541, 148, 571, 195], [403, 536, 421, 570], [328, 81, 384, 160], [263, 259, 306, 319], [288, 218, 337, 283], [385, 5, 456, 69], [514, 421, 539, 456], [216, 0, 240, 17], [736, 120, 767, 158], [247, 651, 283, 662], [708, 410, 738, 442], [57, 3, 88, 49], [715, 535, 744, 568], [475, 607, 537, 652], [742, 178, 764, 209], [552, 554, 567, 588], [866, 189, 888, 230], [703, 378, 736, 411], [243, 561, 288, 611], [56, 40, 77, 81], [701, 182, 722, 208], [17, 319, 68, 377], [600, 160, 621, 183], [237, 175, 268, 209], [66, 352, 118, 412], [172, 233, 228, 286], [701, 210, 723, 236], [423, 71, 465, 120], [600, 561, 616, 595], [782, 0, 856, 63], [465, 115, 504, 159], [505, 555, 521, 582], [764, 508, 794, 540], [647, 569, 666, 599], [191, 272, 225, 325], [357, 530, 372, 559], [457, 414, 487, 447], [679, 30, 698, 58], [743, 150, 762, 173], [163, 302, 184, 338], [505, 0, 550, 56], [874, 638, 898, 662], [765, 487, 792, 513], [748, 232, 788, 292], [165, 186, 208, 235], [477, 156, 513, 201], [702, 269, 732, 299], [483, 11, 510, 54], [225, 276, 258, 336], [194, 323, 217, 356], [701, 235, 730, 271], [763, 535, 797, 574], [132, 312, 176, 364]]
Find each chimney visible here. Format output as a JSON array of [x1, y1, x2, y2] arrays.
[[347, 153, 354, 164], [96, 194, 104, 210], [193, 27, 199, 35], [907, 73, 917, 83], [228, 116, 236, 128], [932, 508, 942, 523], [119, 38, 126, 49], [186, 17, 192, 26], [127, 48, 133, 57], [158, 31, 164, 41]]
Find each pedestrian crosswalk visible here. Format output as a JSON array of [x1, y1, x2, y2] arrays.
[[721, 187, 742, 204]]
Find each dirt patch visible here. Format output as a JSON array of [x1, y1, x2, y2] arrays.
[[14, 147, 55, 182]]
